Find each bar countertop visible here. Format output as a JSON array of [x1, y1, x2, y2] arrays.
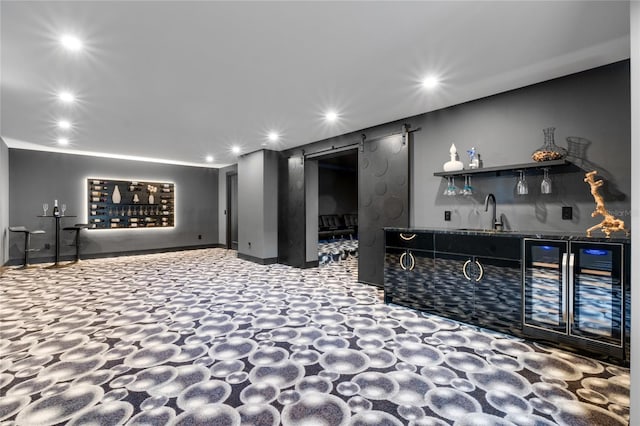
[[384, 227, 631, 244]]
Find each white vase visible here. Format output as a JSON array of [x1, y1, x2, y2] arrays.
[[443, 143, 464, 171], [112, 185, 121, 204], [149, 194, 154, 204]]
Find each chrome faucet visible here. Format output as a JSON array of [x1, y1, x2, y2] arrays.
[[484, 193, 503, 230]]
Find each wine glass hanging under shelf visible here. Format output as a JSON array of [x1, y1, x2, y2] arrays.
[[87, 178, 175, 229]]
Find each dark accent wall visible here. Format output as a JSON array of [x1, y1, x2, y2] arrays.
[[278, 152, 306, 267], [7, 149, 218, 264], [278, 60, 629, 283], [412, 60, 631, 233], [358, 134, 410, 286], [0, 138, 9, 265]]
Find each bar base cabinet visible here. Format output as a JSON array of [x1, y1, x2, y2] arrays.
[[384, 232, 434, 311], [433, 234, 522, 337], [384, 231, 522, 337], [523, 239, 628, 364]]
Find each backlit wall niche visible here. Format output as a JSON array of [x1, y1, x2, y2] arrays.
[[87, 178, 174, 229]]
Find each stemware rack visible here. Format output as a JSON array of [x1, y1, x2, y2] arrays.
[[86, 178, 175, 229]]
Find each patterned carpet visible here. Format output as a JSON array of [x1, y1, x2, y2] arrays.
[[0, 248, 630, 425], [318, 239, 358, 265]]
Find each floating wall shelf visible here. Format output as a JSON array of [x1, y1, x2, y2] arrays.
[[433, 159, 572, 178]]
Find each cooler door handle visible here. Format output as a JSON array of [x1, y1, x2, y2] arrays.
[[561, 253, 568, 327], [568, 253, 575, 328]]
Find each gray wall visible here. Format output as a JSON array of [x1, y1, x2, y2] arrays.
[[217, 164, 238, 245], [412, 61, 631, 234], [629, 4, 638, 424], [8, 149, 218, 263], [318, 164, 358, 216], [237, 149, 278, 261], [0, 138, 9, 265]]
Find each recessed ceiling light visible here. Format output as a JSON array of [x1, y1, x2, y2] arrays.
[[422, 75, 440, 89], [205, 155, 214, 162], [60, 34, 83, 51], [57, 137, 69, 145], [58, 91, 75, 103], [268, 132, 279, 142], [325, 111, 338, 122], [58, 120, 71, 130], [231, 146, 241, 155]]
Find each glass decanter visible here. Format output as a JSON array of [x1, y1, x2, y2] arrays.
[[532, 127, 567, 162]]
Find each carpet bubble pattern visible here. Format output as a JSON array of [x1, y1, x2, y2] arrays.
[[0, 248, 629, 425]]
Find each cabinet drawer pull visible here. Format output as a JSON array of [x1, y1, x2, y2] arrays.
[[462, 259, 484, 281], [400, 252, 407, 271], [400, 233, 416, 241], [474, 260, 484, 282], [408, 252, 416, 271]]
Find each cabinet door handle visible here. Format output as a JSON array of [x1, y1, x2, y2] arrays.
[[400, 252, 407, 271], [474, 260, 484, 282], [568, 253, 575, 328], [400, 233, 416, 241], [408, 252, 416, 271], [561, 253, 568, 326], [462, 260, 472, 281]]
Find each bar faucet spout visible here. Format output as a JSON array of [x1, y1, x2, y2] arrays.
[[484, 193, 503, 230]]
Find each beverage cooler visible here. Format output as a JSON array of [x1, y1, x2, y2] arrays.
[[523, 239, 626, 361]]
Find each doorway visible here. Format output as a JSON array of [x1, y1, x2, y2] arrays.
[[226, 172, 238, 250], [305, 148, 359, 266]]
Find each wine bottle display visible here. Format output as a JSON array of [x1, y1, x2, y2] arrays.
[[87, 178, 174, 229]]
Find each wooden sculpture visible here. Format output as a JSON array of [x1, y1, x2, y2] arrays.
[[584, 170, 628, 237]]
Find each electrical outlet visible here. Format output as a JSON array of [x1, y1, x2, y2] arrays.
[[44, 243, 51, 250], [562, 206, 573, 220], [198, 234, 202, 240], [444, 210, 451, 221]]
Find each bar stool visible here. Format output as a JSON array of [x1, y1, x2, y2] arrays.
[[63, 224, 90, 262], [9, 226, 46, 268]]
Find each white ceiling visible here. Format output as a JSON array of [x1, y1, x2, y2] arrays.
[[0, 1, 630, 168]]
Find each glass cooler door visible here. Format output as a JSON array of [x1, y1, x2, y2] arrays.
[[523, 240, 568, 334], [569, 242, 623, 347]]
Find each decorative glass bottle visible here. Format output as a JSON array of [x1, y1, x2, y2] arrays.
[[532, 127, 567, 162], [443, 143, 464, 171]]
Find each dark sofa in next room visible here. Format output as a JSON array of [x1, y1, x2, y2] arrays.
[[318, 214, 357, 240]]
